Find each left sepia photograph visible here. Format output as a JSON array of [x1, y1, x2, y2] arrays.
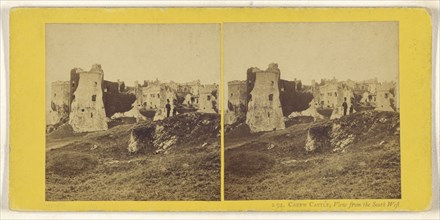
[[45, 24, 221, 201]]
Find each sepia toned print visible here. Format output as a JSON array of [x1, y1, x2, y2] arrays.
[[45, 24, 221, 201], [224, 22, 401, 200]]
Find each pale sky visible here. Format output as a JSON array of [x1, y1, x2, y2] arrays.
[[224, 22, 398, 85], [46, 24, 220, 86]]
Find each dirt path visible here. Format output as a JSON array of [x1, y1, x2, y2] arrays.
[[46, 137, 81, 151], [225, 122, 312, 151]]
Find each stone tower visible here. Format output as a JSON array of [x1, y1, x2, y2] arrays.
[[69, 64, 108, 132], [246, 63, 285, 132]]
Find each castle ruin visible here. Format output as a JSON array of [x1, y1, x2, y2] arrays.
[[246, 64, 285, 132], [225, 80, 247, 124], [226, 63, 399, 133], [47, 81, 70, 125], [69, 64, 108, 132]]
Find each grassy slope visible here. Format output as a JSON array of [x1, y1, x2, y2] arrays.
[[225, 114, 400, 200], [46, 123, 220, 201]]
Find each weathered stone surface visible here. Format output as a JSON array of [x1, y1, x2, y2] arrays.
[[375, 82, 395, 112], [330, 85, 355, 119], [69, 64, 108, 132], [225, 80, 247, 125], [110, 104, 147, 122], [305, 111, 399, 153], [128, 112, 220, 153], [288, 99, 324, 121], [47, 81, 70, 125], [246, 63, 285, 132], [198, 84, 218, 114]]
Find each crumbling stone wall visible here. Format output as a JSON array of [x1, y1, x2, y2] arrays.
[[375, 82, 395, 112], [69, 68, 81, 110], [330, 84, 355, 119], [69, 64, 108, 132], [316, 83, 339, 108], [198, 84, 218, 114], [141, 84, 162, 109], [153, 87, 177, 121], [246, 63, 285, 132], [225, 80, 247, 124], [47, 81, 70, 125]]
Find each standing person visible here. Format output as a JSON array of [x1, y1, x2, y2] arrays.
[[165, 99, 171, 117], [349, 103, 354, 115], [342, 97, 348, 116]]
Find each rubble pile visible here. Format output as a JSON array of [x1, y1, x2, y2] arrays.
[[128, 112, 220, 153], [305, 111, 400, 152]]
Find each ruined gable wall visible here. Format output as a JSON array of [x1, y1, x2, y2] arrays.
[[318, 83, 339, 108], [134, 81, 144, 107], [198, 84, 218, 114], [225, 80, 247, 124], [69, 68, 81, 110], [330, 85, 355, 119], [228, 81, 247, 112], [69, 68, 108, 132], [142, 85, 161, 109], [246, 68, 258, 103], [47, 81, 70, 125], [375, 83, 394, 111], [246, 70, 285, 132], [153, 86, 177, 121]]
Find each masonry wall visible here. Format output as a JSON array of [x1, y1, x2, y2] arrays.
[[246, 66, 285, 132], [375, 83, 394, 111], [225, 81, 247, 124], [330, 85, 355, 119], [47, 81, 70, 125], [154, 87, 177, 121], [69, 68, 81, 111], [69, 65, 108, 132], [198, 84, 218, 114], [141, 85, 162, 109], [318, 83, 339, 108]]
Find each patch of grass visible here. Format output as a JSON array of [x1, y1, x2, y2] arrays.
[[224, 113, 401, 200], [47, 151, 98, 177], [46, 118, 220, 201], [225, 151, 275, 176]]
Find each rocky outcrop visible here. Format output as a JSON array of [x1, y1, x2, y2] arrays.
[[288, 99, 324, 121], [128, 112, 220, 153], [305, 111, 400, 152], [111, 104, 147, 122]]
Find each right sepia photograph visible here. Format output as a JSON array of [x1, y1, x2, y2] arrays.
[[223, 22, 400, 200]]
